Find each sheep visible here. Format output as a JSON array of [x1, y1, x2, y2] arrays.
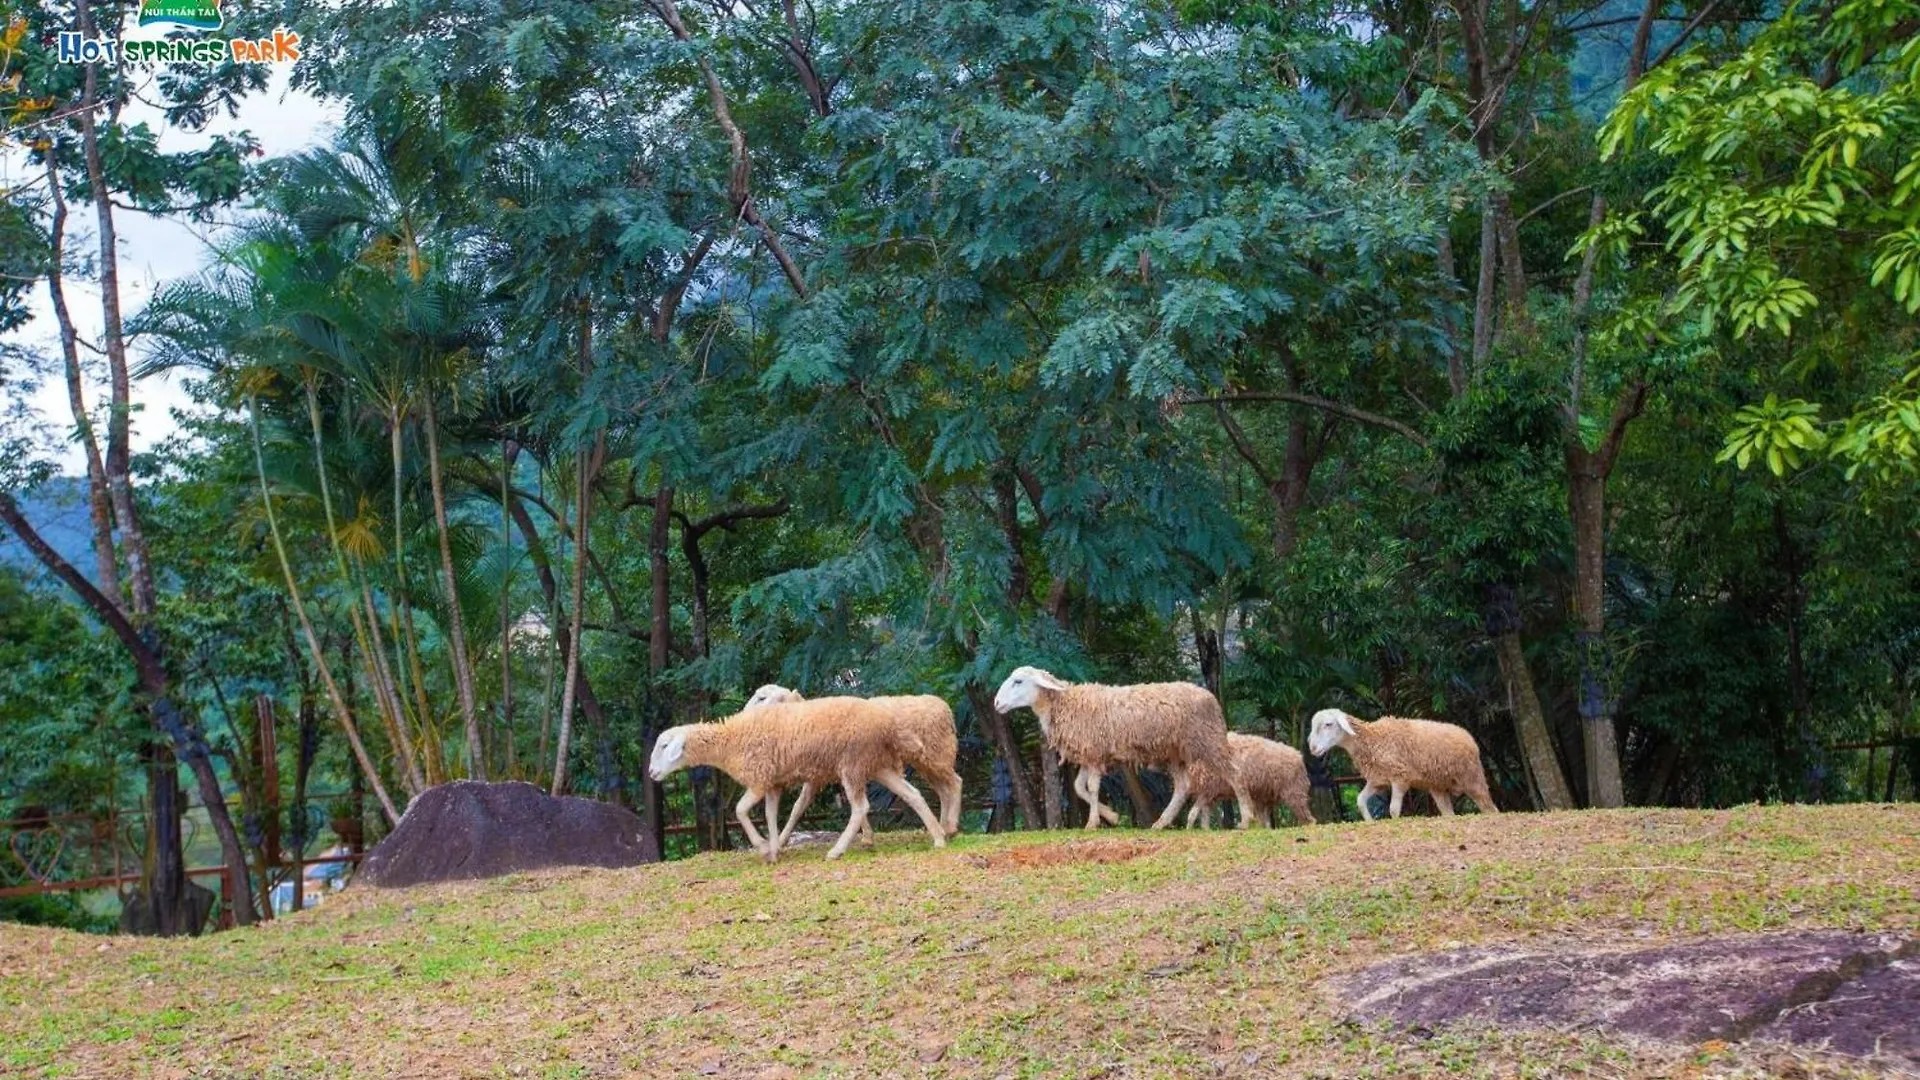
[[1184, 732, 1317, 829], [992, 666, 1255, 830], [1305, 708, 1500, 819], [743, 685, 965, 850], [647, 700, 948, 861]]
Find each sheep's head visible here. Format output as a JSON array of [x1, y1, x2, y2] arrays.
[[994, 666, 1067, 714], [744, 684, 804, 710], [1307, 708, 1358, 757], [648, 726, 695, 780]]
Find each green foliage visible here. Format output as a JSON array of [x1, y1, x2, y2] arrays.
[[5, 0, 1918, 859], [1599, 0, 1920, 478], [1717, 394, 1827, 476]]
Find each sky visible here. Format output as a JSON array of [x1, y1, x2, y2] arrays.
[[3, 27, 339, 476]]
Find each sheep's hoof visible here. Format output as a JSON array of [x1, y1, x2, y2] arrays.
[[931, 837, 947, 849]]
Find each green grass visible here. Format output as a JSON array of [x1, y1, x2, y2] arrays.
[[3, 804, 1916, 1078]]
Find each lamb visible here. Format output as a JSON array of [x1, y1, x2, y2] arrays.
[[992, 666, 1255, 830], [743, 685, 964, 850], [1305, 708, 1500, 819], [647, 700, 948, 861], [1185, 733, 1316, 829]]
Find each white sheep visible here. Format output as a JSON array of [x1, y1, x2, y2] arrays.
[[648, 700, 948, 861], [1185, 732, 1316, 829], [743, 685, 964, 851], [992, 666, 1255, 830], [1306, 708, 1500, 819]]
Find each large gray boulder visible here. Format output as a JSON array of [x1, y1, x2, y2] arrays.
[[1329, 930, 1918, 1068], [358, 781, 658, 888]]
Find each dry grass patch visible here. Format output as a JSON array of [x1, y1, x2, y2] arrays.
[[1, 803, 1915, 1079]]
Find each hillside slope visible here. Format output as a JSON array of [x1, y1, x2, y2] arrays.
[[3, 804, 1916, 1079]]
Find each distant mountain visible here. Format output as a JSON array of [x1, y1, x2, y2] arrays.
[[0, 477, 108, 588]]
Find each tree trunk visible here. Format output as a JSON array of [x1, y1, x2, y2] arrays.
[[969, 685, 1040, 828], [505, 491, 613, 755], [0, 492, 254, 927], [290, 686, 318, 912], [551, 444, 594, 796], [1567, 460, 1626, 808], [1120, 767, 1158, 826], [59, 26, 252, 922], [1193, 607, 1224, 701], [422, 394, 486, 779], [253, 694, 280, 921], [499, 442, 518, 780], [359, 576, 425, 796], [1487, 584, 1575, 810], [44, 153, 121, 606], [1774, 499, 1823, 800], [1038, 744, 1064, 829], [1471, 197, 1499, 366], [247, 403, 401, 825], [75, 0, 155, 619], [307, 379, 424, 798], [140, 742, 189, 934], [643, 484, 672, 845]]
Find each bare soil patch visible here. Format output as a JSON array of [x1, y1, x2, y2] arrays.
[[968, 837, 1164, 870]]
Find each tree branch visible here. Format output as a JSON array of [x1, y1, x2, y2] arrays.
[[1648, 0, 1728, 74], [1210, 404, 1280, 490], [1596, 381, 1651, 476], [654, 226, 719, 343], [648, 0, 810, 299], [0, 491, 164, 691], [677, 497, 791, 540], [1179, 393, 1430, 449]]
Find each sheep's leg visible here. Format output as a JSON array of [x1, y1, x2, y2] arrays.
[[1467, 780, 1500, 814], [1073, 768, 1120, 826], [934, 771, 965, 837], [1433, 791, 1455, 817], [1150, 763, 1190, 830], [1081, 766, 1107, 829], [827, 779, 870, 860], [1286, 794, 1315, 827], [1257, 802, 1275, 829], [1227, 769, 1257, 831], [1388, 782, 1408, 819], [874, 769, 947, 849], [762, 788, 783, 864], [735, 787, 772, 853], [1355, 781, 1379, 822], [776, 782, 819, 850]]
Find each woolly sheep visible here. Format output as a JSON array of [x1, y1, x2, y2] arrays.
[[1185, 733, 1316, 829], [1305, 709, 1499, 819], [744, 685, 965, 851], [648, 700, 948, 862], [992, 666, 1255, 830]]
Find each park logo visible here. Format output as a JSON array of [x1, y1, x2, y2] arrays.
[[136, 0, 223, 32], [55, 0, 300, 65], [56, 23, 301, 65]]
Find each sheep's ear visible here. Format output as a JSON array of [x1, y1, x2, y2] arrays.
[[1031, 669, 1068, 692], [1336, 712, 1357, 737]]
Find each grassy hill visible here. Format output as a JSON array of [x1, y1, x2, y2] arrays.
[[4, 804, 1916, 1079]]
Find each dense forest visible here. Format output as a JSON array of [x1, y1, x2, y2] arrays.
[[1, 0, 1915, 931]]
